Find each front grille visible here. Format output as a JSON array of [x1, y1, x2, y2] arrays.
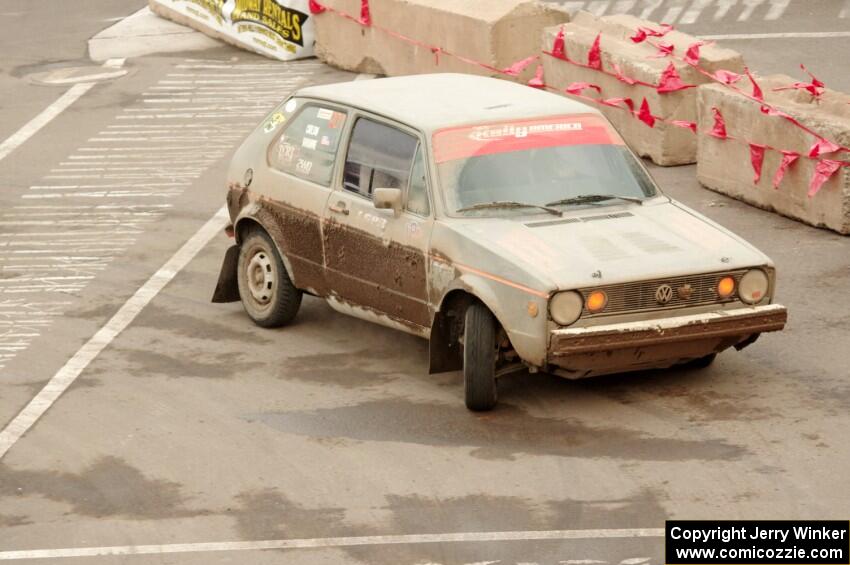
[[579, 270, 747, 317]]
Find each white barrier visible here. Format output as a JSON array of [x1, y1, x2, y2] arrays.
[[149, 0, 315, 61]]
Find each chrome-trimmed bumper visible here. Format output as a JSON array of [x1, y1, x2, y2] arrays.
[[549, 304, 787, 356]]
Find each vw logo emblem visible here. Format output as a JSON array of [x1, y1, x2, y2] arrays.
[[655, 284, 674, 304]]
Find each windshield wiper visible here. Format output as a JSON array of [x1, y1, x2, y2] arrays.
[[456, 201, 563, 216], [546, 194, 645, 207]]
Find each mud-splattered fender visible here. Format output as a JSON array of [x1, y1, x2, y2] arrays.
[[232, 201, 299, 287], [432, 273, 549, 371]]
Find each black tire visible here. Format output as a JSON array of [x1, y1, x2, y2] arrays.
[[463, 303, 498, 411], [685, 353, 717, 369], [237, 228, 302, 328]]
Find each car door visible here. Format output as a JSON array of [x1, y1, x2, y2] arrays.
[[259, 99, 349, 296], [323, 115, 434, 331]]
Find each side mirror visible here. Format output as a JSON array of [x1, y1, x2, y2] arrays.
[[373, 187, 402, 217]]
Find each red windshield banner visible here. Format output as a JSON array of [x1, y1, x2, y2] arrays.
[[432, 114, 622, 164]]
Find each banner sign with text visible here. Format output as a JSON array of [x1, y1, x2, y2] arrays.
[[150, 0, 314, 61]]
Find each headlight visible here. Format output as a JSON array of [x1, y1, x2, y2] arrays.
[[739, 269, 769, 304], [550, 291, 583, 326]]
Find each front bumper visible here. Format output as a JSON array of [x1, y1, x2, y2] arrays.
[[549, 304, 787, 357]]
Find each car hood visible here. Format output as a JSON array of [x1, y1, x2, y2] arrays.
[[443, 201, 771, 290]]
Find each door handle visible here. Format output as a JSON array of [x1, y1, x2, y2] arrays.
[[328, 201, 349, 215]]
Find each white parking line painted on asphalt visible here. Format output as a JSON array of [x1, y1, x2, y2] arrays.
[[0, 63, 355, 439], [0, 207, 228, 459], [29, 183, 189, 190], [699, 31, 850, 39], [679, 0, 712, 24], [0, 84, 93, 163], [0, 59, 127, 163], [548, 0, 792, 22], [0, 528, 665, 561]]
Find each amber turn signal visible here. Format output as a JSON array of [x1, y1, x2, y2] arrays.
[[717, 276, 736, 298], [586, 290, 608, 313]]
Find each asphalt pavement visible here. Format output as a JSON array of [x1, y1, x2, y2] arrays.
[[0, 1, 848, 564]]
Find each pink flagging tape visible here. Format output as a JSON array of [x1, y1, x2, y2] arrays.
[[307, 2, 849, 195]]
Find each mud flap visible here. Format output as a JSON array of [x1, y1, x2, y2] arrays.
[[428, 311, 463, 374], [211, 245, 240, 303], [734, 333, 760, 351]]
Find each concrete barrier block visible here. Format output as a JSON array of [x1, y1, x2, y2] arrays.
[[696, 77, 850, 235], [314, 0, 569, 79], [542, 11, 744, 166]]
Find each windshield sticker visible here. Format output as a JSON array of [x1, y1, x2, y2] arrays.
[[316, 108, 334, 120], [471, 121, 582, 140], [432, 115, 622, 163], [263, 112, 286, 133], [302, 137, 318, 150], [305, 124, 320, 137], [295, 158, 314, 176], [277, 141, 297, 164], [328, 112, 345, 129]]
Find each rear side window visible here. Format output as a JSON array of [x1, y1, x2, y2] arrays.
[[269, 104, 347, 186], [343, 118, 418, 199]]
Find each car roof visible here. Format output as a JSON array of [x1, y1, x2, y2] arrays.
[[296, 73, 601, 133]]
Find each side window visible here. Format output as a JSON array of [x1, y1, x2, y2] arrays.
[[406, 145, 430, 216], [269, 104, 348, 186], [343, 118, 418, 199]]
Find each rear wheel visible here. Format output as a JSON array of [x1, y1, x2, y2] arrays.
[[237, 229, 302, 328], [463, 303, 498, 411]]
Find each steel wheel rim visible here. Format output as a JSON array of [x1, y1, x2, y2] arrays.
[[246, 249, 274, 304]]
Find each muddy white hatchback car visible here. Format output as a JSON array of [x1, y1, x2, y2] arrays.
[[213, 73, 787, 411]]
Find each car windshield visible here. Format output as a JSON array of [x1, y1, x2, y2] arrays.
[[433, 114, 658, 217]]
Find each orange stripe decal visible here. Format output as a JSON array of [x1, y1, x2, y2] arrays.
[[430, 254, 548, 299]]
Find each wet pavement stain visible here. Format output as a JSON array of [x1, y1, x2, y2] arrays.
[[0, 457, 201, 519], [547, 489, 667, 530], [254, 399, 746, 461], [227, 488, 350, 541], [0, 514, 31, 527], [809, 383, 850, 417], [134, 304, 273, 345], [118, 347, 262, 380], [279, 345, 428, 389], [618, 383, 777, 422], [345, 492, 665, 565], [11, 379, 49, 396], [67, 376, 104, 391], [65, 302, 121, 321], [383, 492, 660, 532], [543, 364, 778, 422], [12, 375, 101, 398], [219, 489, 665, 563]]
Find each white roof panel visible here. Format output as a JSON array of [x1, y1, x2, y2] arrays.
[[296, 73, 601, 133]]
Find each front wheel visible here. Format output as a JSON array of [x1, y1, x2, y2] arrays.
[[463, 303, 498, 411], [237, 229, 302, 328]]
